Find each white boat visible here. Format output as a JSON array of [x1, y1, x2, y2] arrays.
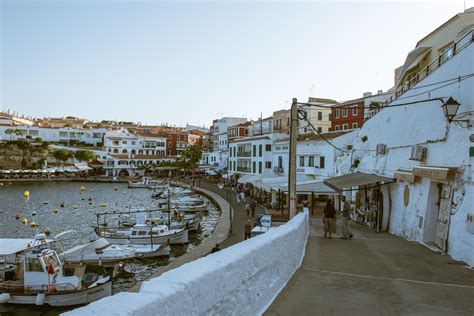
[[124, 244, 170, 258], [128, 177, 163, 189], [95, 224, 189, 245], [60, 238, 135, 267], [0, 235, 112, 307]]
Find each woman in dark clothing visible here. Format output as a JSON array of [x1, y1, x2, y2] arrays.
[[323, 199, 336, 239]]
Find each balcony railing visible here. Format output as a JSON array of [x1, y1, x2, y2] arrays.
[[237, 166, 252, 173], [237, 151, 251, 157], [366, 29, 474, 121]]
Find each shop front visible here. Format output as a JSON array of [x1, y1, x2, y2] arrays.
[[324, 172, 395, 232]]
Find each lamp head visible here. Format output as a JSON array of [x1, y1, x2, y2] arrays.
[[442, 97, 461, 122]]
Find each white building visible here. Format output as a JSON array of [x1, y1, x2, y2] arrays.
[[104, 129, 142, 155], [228, 136, 274, 175], [299, 97, 334, 135], [211, 117, 247, 153], [333, 18, 474, 266], [0, 125, 107, 147]]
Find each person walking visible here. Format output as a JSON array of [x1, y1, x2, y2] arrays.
[[323, 199, 336, 239], [244, 220, 252, 240], [341, 196, 354, 239], [245, 201, 250, 217], [250, 199, 257, 217]]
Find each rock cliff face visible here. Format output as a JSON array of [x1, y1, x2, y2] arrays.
[[0, 142, 52, 169]]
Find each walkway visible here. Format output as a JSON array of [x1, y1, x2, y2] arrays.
[[197, 179, 267, 248], [266, 216, 474, 315]]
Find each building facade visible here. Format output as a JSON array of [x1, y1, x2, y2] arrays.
[[331, 98, 364, 131]]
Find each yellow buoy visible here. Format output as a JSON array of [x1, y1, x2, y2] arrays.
[[100, 203, 107, 208], [30, 222, 37, 228], [72, 204, 78, 209], [23, 191, 29, 198], [53, 208, 58, 214], [21, 218, 28, 225], [80, 186, 86, 192]]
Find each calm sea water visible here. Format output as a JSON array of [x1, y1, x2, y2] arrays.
[[0, 181, 220, 315]]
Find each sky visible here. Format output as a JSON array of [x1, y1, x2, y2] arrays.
[[0, 0, 471, 126]]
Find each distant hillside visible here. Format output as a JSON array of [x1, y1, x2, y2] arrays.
[[0, 141, 52, 169]]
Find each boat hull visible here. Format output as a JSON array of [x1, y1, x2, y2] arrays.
[[98, 229, 189, 245], [1, 282, 112, 307]]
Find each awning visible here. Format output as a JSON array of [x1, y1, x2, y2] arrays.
[[324, 172, 395, 192], [398, 46, 431, 80], [258, 174, 315, 191], [412, 166, 459, 182], [278, 180, 338, 195], [394, 169, 418, 183]]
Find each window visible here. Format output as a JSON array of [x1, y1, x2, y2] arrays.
[[318, 112, 322, 121], [317, 127, 322, 133], [137, 231, 147, 236], [265, 161, 272, 169], [352, 106, 358, 116], [26, 258, 43, 272], [265, 144, 271, 151], [132, 141, 136, 145], [278, 156, 283, 169], [335, 108, 340, 118], [168, 143, 172, 148], [342, 107, 348, 117], [320, 156, 325, 169], [113, 140, 119, 145], [233, 161, 236, 171], [258, 162, 262, 174], [308, 156, 314, 167], [122, 141, 127, 144], [352, 123, 358, 129], [229, 148, 232, 157], [259, 144, 262, 157], [335, 125, 340, 131], [299, 156, 305, 167], [253, 145, 256, 157], [342, 124, 349, 130], [252, 161, 256, 173]]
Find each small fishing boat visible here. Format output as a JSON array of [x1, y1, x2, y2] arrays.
[[124, 244, 170, 258], [95, 224, 189, 245], [0, 234, 112, 306], [60, 238, 134, 267], [128, 177, 163, 189]]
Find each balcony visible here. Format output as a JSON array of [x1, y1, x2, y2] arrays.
[[274, 167, 284, 174], [237, 151, 251, 157], [237, 166, 252, 173], [366, 29, 473, 121]]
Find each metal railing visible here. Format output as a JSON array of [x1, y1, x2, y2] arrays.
[[236, 166, 252, 173], [236, 151, 251, 157], [366, 29, 474, 121]]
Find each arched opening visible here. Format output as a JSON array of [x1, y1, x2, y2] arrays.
[[118, 169, 130, 178], [122, 149, 128, 154], [113, 149, 119, 153], [131, 149, 136, 155]]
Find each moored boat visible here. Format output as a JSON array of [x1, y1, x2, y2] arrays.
[[95, 224, 188, 245], [0, 234, 112, 307]]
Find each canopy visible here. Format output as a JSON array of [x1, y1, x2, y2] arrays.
[[323, 172, 395, 192], [398, 46, 431, 80], [0, 238, 54, 256], [278, 180, 337, 195], [237, 174, 259, 184]]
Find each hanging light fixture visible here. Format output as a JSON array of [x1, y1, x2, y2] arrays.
[[441, 97, 461, 122]]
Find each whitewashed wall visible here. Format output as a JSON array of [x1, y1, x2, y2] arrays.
[[64, 211, 309, 316], [335, 43, 474, 266]]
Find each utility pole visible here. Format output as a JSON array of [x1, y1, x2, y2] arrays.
[[288, 98, 298, 219]]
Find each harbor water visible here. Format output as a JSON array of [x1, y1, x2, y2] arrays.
[[0, 181, 220, 315]]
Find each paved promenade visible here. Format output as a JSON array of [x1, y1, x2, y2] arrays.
[[266, 216, 474, 315], [197, 179, 267, 248]]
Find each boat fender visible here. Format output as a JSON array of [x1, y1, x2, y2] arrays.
[[0, 293, 11, 304], [47, 264, 55, 275], [35, 293, 45, 306]]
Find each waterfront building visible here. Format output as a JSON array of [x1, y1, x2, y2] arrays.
[[273, 109, 290, 134], [166, 130, 189, 156], [0, 125, 108, 147], [332, 9, 474, 266]]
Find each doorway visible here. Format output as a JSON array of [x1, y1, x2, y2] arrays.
[[423, 181, 452, 252]]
